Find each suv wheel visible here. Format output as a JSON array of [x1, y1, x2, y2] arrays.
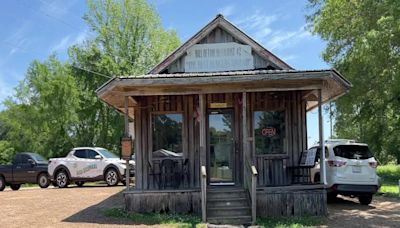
[[10, 184, 21, 191], [358, 194, 373, 205], [105, 168, 119, 186], [56, 170, 69, 188], [38, 173, 50, 188], [0, 176, 5, 191]]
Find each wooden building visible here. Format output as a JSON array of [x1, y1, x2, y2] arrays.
[[96, 15, 351, 225]]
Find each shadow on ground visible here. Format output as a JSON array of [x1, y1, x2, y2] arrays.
[[62, 190, 136, 226], [326, 196, 400, 227]]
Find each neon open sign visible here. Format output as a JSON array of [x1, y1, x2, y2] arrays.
[[262, 127, 276, 137]]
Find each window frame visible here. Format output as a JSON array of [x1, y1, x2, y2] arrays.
[[253, 108, 288, 156], [149, 111, 185, 161]]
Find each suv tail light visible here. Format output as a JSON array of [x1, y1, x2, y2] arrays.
[[327, 160, 347, 167], [369, 161, 378, 168]]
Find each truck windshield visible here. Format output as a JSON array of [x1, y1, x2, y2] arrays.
[[333, 145, 373, 159], [98, 149, 119, 158], [30, 153, 48, 163]]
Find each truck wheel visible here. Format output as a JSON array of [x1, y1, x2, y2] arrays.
[[75, 181, 85, 187], [10, 184, 21, 191], [38, 173, 50, 188], [0, 176, 5, 191], [327, 192, 338, 203], [359, 194, 373, 205], [56, 170, 69, 188], [105, 168, 119, 186]]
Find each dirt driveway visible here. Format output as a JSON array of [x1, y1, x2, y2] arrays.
[[1, 186, 399, 227]]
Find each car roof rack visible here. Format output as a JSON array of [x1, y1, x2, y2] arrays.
[[324, 139, 357, 144]]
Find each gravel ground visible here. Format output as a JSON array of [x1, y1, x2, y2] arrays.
[[1, 186, 399, 227], [325, 195, 400, 228]]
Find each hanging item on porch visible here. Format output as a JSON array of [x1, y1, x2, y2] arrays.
[[121, 137, 133, 160], [194, 106, 201, 123], [209, 102, 228, 108], [262, 127, 276, 137]]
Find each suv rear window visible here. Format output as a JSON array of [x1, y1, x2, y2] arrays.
[[333, 145, 373, 159]]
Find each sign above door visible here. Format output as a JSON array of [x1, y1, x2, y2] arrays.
[[184, 42, 254, 72]]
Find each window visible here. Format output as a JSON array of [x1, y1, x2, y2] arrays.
[[74, 150, 87, 158], [254, 111, 286, 155], [98, 149, 119, 158], [333, 145, 373, 159], [152, 113, 183, 158], [87, 150, 100, 159]]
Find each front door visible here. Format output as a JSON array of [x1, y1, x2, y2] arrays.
[[208, 109, 235, 185]]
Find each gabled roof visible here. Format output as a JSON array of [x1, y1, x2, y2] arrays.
[[148, 14, 293, 74]]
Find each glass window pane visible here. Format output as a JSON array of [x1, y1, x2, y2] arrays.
[[254, 111, 285, 155], [87, 150, 99, 159], [152, 114, 183, 158], [74, 150, 87, 158]]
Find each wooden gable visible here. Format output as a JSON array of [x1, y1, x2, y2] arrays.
[[149, 14, 293, 74]]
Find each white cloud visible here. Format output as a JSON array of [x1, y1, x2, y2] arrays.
[[232, 11, 313, 51], [219, 5, 236, 17], [39, 0, 78, 17], [50, 29, 89, 53]]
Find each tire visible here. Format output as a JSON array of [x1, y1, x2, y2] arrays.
[[0, 176, 5, 191], [359, 194, 373, 205], [105, 168, 119, 186], [327, 192, 338, 203], [10, 184, 21, 191], [56, 170, 69, 188], [75, 181, 85, 187], [38, 173, 50, 188]]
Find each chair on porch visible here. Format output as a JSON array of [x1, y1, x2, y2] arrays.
[[180, 158, 190, 188], [288, 150, 318, 184], [160, 159, 180, 189]]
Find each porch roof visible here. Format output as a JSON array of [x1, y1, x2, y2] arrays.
[[96, 69, 351, 114]]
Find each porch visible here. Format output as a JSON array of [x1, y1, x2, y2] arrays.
[[97, 68, 350, 224]]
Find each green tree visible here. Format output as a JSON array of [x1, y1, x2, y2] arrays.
[[0, 56, 79, 159], [68, 0, 180, 151], [307, 0, 400, 163]]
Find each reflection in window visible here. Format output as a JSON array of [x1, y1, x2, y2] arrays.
[[254, 111, 285, 155], [152, 114, 183, 158]]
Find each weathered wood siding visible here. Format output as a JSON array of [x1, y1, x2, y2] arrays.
[[133, 90, 308, 190], [134, 95, 200, 190], [247, 91, 308, 187], [166, 26, 274, 73], [124, 191, 201, 214], [257, 189, 327, 217]]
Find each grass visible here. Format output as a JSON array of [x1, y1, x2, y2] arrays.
[[377, 164, 400, 197], [104, 208, 206, 228], [257, 217, 322, 228], [105, 208, 322, 228]]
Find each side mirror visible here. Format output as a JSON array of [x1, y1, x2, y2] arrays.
[[95, 155, 102, 159], [27, 159, 36, 167]]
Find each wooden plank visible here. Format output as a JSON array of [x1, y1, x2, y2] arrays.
[[143, 98, 149, 189], [188, 96, 195, 187], [199, 94, 206, 166], [135, 97, 143, 190], [318, 89, 326, 185]]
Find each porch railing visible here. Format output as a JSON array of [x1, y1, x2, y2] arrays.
[[201, 166, 207, 222], [245, 158, 258, 224]]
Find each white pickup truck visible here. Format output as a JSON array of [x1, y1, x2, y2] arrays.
[[48, 147, 134, 188]]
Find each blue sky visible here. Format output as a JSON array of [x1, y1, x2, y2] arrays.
[[0, 0, 333, 146]]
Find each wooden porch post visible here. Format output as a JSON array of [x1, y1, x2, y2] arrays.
[[242, 92, 248, 179], [318, 89, 326, 185], [124, 96, 130, 189], [134, 98, 143, 190], [199, 94, 207, 222]]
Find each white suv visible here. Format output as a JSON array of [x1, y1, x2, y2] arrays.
[[48, 147, 135, 188], [310, 139, 380, 205]]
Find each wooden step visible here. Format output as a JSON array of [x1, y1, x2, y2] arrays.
[[207, 191, 247, 199], [207, 206, 250, 217], [207, 197, 248, 208], [207, 215, 252, 225]]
